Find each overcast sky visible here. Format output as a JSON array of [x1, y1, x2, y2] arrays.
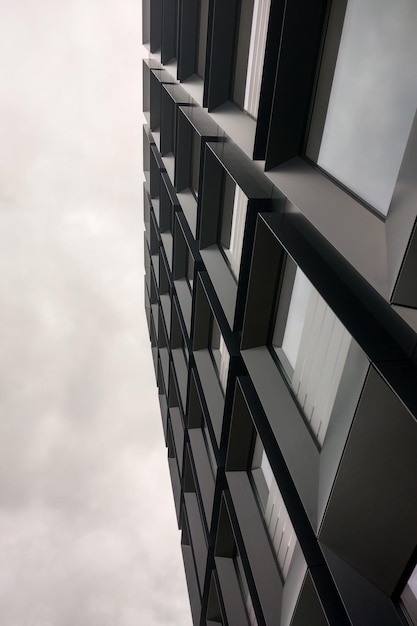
[[0, 1, 191, 624]]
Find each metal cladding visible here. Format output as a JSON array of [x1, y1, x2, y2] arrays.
[[142, 1, 417, 624]]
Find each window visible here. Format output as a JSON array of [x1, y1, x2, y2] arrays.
[[219, 177, 248, 280], [209, 317, 230, 394], [401, 564, 417, 625], [190, 131, 201, 197], [177, 0, 209, 84], [180, 333, 189, 366], [207, 577, 224, 625], [232, 0, 254, 109], [234, 549, 258, 626], [161, 0, 178, 64], [202, 420, 217, 478], [272, 260, 352, 447], [233, 0, 271, 118], [170, 300, 189, 406], [160, 173, 177, 235], [251, 435, 296, 580], [184, 245, 194, 291], [215, 499, 259, 626], [306, 0, 417, 216], [196, 0, 209, 79]]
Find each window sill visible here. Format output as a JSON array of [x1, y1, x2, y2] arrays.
[[265, 157, 388, 296], [208, 101, 257, 160], [176, 189, 197, 238], [193, 349, 225, 447], [200, 244, 237, 330], [180, 74, 204, 106], [265, 139, 417, 307]]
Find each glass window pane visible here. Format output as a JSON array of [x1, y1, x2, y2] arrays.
[[316, 0, 417, 216], [197, 0, 209, 78], [209, 319, 229, 393], [279, 268, 312, 370], [219, 176, 236, 249], [251, 435, 296, 580], [401, 564, 417, 624], [203, 423, 217, 477], [234, 552, 258, 626], [243, 0, 271, 117], [272, 264, 353, 446], [260, 450, 273, 491], [233, 0, 255, 108], [190, 132, 201, 196], [185, 247, 194, 289], [220, 181, 248, 280]]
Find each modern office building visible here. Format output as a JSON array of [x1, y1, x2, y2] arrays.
[[142, 1, 417, 624]]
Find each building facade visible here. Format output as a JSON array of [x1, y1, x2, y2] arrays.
[[142, 1, 417, 624]]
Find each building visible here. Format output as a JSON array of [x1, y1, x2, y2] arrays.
[[142, 1, 417, 624]]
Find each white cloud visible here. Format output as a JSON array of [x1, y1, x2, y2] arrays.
[[0, 0, 191, 623]]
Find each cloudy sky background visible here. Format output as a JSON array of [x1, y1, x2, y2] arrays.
[[0, 0, 191, 624]]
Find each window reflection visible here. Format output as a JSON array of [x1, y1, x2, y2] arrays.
[[190, 132, 201, 197], [234, 549, 258, 626], [272, 262, 352, 446], [233, 0, 271, 118], [307, 0, 417, 216], [184, 246, 194, 291], [251, 435, 296, 580], [209, 317, 230, 394], [401, 564, 417, 625], [219, 177, 248, 280]]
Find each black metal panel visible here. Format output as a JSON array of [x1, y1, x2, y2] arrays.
[[182, 544, 202, 624], [150, 143, 166, 199], [168, 455, 182, 524], [160, 172, 179, 233], [150, 0, 162, 52], [188, 428, 215, 527], [205, 141, 274, 200], [172, 349, 188, 410], [143, 124, 155, 181], [159, 391, 169, 440], [215, 557, 250, 625], [150, 71, 161, 131], [253, 0, 286, 159], [161, 0, 177, 63], [205, 0, 239, 110], [226, 472, 283, 625], [392, 219, 417, 307], [177, 0, 199, 81], [142, 2, 417, 623], [142, 0, 150, 45], [184, 491, 208, 593], [320, 366, 417, 596], [170, 406, 185, 476], [263, 211, 417, 363], [161, 83, 192, 156], [142, 60, 151, 123], [175, 109, 194, 192], [143, 183, 151, 224], [175, 107, 221, 197], [199, 141, 276, 249], [290, 571, 329, 626], [150, 264, 159, 306], [149, 209, 160, 257], [233, 376, 352, 625], [265, 0, 328, 169], [241, 216, 283, 349], [322, 546, 404, 626]]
